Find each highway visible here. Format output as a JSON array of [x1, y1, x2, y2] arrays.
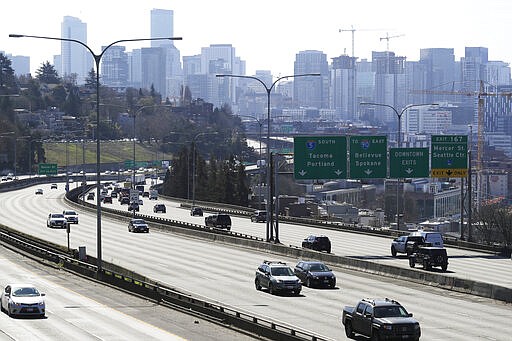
[[0, 183, 511, 340], [0, 240, 256, 341], [104, 184, 511, 289]]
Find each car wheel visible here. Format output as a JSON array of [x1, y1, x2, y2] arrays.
[[409, 257, 415, 268], [255, 279, 262, 291], [344, 320, 355, 338], [371, 329, 381, 341], [441, 264, 448, 272], [268, 283, 275, 295], [423, 260, 431, 270], [294, 289, 301, 296], [391, 246, 397, 257], [306, 278, 312, 288], [39, 313, 45, 318]]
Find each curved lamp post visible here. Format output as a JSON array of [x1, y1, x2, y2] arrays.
[[10, 33, 182, 272], [360, 102, 437, 230], [216, 73, 320, 242]]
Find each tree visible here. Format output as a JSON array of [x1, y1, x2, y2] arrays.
[[0, 53, 17, 95], [35, 61, 60, 84], [85, 68, 99, 90], [62, 86, 81, 115]]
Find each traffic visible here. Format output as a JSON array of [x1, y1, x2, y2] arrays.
[[0, 181, 510, 339]]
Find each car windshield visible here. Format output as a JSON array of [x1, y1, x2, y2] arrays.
[[270, 267, 294, 276], [52, 214, 65, 218], [64, 211, 76, 215], [309, 263, 329, 272], [132, 219, 146, 224], [374, 306, 409, 318], [12, 287, 40, 297]]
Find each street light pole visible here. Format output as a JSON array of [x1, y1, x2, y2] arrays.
[[360, 102, 437, 230], [216, 73, 320, 242], [11, 34, 182, 272]]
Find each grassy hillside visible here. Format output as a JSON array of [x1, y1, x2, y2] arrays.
[[43, 141, 173, 166]]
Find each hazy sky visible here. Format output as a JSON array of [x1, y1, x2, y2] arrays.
[[2, 0, 511, 76]]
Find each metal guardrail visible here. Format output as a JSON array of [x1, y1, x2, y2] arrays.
[[0, 224, 333, 341]]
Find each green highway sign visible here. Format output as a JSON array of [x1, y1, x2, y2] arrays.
[[38, 163, 58, 175], [124, 160, 148, 169], [431, 135, 468, 178], [294, 136, 347, 180], [390, 147, 429, 178], [349, 136, 387, 178]]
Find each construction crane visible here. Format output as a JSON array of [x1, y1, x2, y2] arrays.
[[339, 26, 383, 57], [380, 32, 405, 51], [411, 82, 512, 241]]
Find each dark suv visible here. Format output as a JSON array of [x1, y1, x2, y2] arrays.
[[342, 298, 421, 341], [254, 260, 302, 295], [302, 235, 331, 253], [190, 207, 203, 216], [409, 246, 448, 271], [205, 214, 231, 230]]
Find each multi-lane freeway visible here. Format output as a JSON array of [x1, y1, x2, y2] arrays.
[[0, 238, 257, 341], [0, 183, 511, 340]]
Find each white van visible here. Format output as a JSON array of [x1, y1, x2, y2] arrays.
[[409, 230, 444, 247]]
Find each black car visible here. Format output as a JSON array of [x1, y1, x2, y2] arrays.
[[251, 210, 267, 222], [120, 196, 130, 205], [205, 213, 231, 230], [409, 246, 449, 271], [190, 207, 203, 216], [86, 192, 95, 200], [153, 204, 166, 213], [294, 261, 336, 288], [128, 218, 149, 233], [302, 235, 331, 253], [103, 196, 113, 204], [128, 202, 140, 212]]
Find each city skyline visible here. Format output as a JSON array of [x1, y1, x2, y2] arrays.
[[2, 0, 512, 76]]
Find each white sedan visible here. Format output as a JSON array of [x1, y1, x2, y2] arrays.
[[1, 283, 46, 318]]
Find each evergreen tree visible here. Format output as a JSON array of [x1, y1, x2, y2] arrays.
[[85, 68, 99, 90], [0, 53, 17, 95], [35, 61, 60, 84], [63, 86, 81, 115], [235, 159, 249, 206]]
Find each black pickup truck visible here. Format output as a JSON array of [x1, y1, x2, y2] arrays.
[[342, 298, 421, 340]]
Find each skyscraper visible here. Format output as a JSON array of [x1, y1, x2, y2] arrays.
[[293, 50, 329, 109], [151, 9, 174, 47], [61, 16, 91, 84], [149, 8, 182, 99]]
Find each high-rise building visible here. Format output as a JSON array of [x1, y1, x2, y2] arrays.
[[418, 48, 456, 103], [101, 46, 128, 88], [372, 51, 407, 125], [294, 50, 329, 109], [330, 55, 357, 120], [61, 16, 91, 84], [149, 8, 182, 99], [202, 44, 245, 107], [6, 54, 30, 76], [150, 9, 174, 47]]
